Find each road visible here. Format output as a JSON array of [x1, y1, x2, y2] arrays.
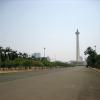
[[0, 66, 100, 100]]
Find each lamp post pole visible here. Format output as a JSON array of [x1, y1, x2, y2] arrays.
[[44, 48, 46, 58], [94, 45, 96, 52]]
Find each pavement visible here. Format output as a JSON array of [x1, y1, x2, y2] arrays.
[[0, 66, 100, 100]]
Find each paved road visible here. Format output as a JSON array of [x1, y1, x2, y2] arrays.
[[0, 66, 100, 100], [0, 68, 66, 83]]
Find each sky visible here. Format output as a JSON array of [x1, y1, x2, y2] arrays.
[[0, 0, 100, 61]]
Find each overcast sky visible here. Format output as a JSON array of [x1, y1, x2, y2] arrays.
[[0, 0, 100, 61]]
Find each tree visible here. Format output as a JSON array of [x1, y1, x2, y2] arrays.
[[23, 53, 28, 58], [11, 50, 18, 60], [0, 46, 3, 67], [5, 47, 12, 61], [18, 52, 23, 58], [95, 55, 100, 68], [84, 47, 97, 67]]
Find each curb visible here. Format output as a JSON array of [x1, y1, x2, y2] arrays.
[[92, 68, 100, 73]]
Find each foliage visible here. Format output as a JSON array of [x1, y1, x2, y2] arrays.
[[0, 46, 73, 69], [32, 61, 43, 67], [95, 55, 100, 68], [41, 58, 51, 67], [54, 61, 73, 67], [84, 47, 100, 68]]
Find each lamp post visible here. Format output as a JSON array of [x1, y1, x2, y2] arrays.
[[43, 48, 46, 69], [44, 48, 46, 58], [94, 45, 96, 52]]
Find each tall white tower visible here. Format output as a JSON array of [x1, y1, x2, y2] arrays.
[[75, 29, 80, 62]]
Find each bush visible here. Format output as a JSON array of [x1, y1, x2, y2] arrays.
[[13, 58, 24, 67], [1, 60, 14, 68], [32, 61, 43, 67]]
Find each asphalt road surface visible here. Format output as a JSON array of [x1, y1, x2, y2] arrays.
[[0, 66, 100, 100]]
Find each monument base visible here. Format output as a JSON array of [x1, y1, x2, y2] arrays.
[[69, 61, 86, 66]]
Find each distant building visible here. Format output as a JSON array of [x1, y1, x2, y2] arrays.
[[32, 53, 41, 58]]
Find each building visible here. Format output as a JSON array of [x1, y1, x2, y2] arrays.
[[33, 53, 41, 58]]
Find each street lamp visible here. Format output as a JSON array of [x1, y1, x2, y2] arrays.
[[44, 48, 46, 58], [94, 45, 96, 52]]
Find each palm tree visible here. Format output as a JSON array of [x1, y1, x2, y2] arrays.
[[23, 53, 28, 58], [5, 47, 12, 61], [0, 46, 5, 67], [18, 52, 23, 58], [11, 50, 18, 60]]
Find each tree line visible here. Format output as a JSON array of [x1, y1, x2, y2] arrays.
[[84, 47, 100, 68], [0, 46, 72, 69]]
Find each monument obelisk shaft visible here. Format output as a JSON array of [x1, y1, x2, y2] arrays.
[[75, 29, 80, 62]]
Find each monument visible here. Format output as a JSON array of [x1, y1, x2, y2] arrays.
[[75, 29, 80, 62]]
